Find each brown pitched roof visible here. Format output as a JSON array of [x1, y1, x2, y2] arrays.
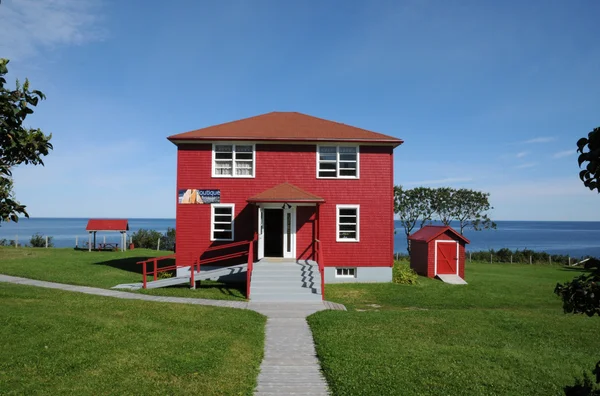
[[86, 219, 129, 232], [408, 225, 470, 244], [168, 112, 403, 146], [247, 182, 325, 203]]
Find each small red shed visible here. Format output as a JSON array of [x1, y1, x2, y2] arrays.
[[408, 225, 470, 282]]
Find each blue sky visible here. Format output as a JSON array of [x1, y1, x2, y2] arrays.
[[1, 0, 599, 220]]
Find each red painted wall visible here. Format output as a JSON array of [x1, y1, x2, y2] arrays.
[[409, 241, 429, 276], [175, 143, 394, 269]]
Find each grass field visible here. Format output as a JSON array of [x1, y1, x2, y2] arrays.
[[0, 283, 265, 395], [308, 261, 600, 395], [0, 247, 245, 300]]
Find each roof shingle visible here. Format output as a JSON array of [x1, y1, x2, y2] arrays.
[[168, 112, 403, 145]]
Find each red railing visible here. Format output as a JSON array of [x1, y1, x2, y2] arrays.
[[314, 239, 325, 301], [137, 241, 254, 291], [137, 254, 177, 289], [247, 241, 254, 299]]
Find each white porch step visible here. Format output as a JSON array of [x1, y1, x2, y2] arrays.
[[436, 274, 468, 284]]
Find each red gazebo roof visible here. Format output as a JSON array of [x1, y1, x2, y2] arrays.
[[408, 225, 470, 244], [86, 219, 129, 232], [247, 182, 325, 203]]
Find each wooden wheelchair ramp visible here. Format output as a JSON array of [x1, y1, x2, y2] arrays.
[[112, 263, 247, 290]]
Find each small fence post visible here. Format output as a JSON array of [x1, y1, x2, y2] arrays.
[[75, 236, 78, 247], [568, 256, 571, 266], [469, 252, 471, 262], [45, 236, 48, 248], [549, 256, 552, 265], [529, 255, 532, 265], [157, 238, 161, 251], [490, 253, 492, 264], [510, 255, 513, 264]]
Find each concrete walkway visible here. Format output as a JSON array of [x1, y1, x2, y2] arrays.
[[0, 274, 346, 395]]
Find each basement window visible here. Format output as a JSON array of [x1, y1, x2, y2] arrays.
[[336, 268, 357, 278], [212, 144, 255, 178], [211, 204, 234, 241], [317, 145, 359, 178]]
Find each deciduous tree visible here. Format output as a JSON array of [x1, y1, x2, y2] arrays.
[[452, 188, 496, 234], [394, 186, 435, 253], [0, 58, 52, 224], [578, 127, 600, 193]]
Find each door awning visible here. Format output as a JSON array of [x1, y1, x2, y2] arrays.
[[247, 182, 325, 203]]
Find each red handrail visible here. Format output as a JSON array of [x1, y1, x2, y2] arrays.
[[137, 254, 177, 289], [247, 240, 254, 299], [314, 239, 325, 301]]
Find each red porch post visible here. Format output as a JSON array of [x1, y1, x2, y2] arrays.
[[315, 204, 320, 261]]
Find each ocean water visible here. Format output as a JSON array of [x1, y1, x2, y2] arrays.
[[0, 218, 599, 257]]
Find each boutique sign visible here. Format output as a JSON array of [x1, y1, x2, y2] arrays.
[[178, 189, 221, 204]]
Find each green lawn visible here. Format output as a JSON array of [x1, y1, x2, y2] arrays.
[[0, 247, 245, 300], [308, 261, 600, 395], [0, 283, 265, 395]]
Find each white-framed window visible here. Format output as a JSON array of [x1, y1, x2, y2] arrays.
[[336, 205, 359, 242], [212, 143, 255, 178], [317, 145, 359, 178], [211, 204, 234, 241], [336, 267, 357, 278]]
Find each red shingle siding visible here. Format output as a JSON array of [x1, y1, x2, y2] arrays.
[[175, 143, 394, 268], [409, 241, 429, 276]]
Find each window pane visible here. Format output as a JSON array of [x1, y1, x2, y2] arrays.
[[235, 152, 253, 160], [213, 231, 232, 240], [319, 154, 336, 161], [236, 145, 252, 152], [339, 216, 356, 224], [215, 161, 232, 169], [340, 169, 357, 176], [215, 152, 233, 160], [214, 215, 232, 222], [339, 208, 357, 216], [339, 231, 356, 239], [340, 154, 356, 161], [319, 162, 336, 170], [215, 207, 233, 215], [319, 146, 336, 153], [215, 145, 232, 152], [339, 162, 355, 169], [318, 171, 336, 177], [339, 147, 356, 153], [214, 223, 232, 231], [340, 224, 356, 231]]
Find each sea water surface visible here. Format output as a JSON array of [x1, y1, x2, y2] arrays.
[[0, 218, 599, 257]]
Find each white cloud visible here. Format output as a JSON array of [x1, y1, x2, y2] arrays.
[[516, 151, 529, 158], [404, 177, 473, 186], [0, 0, 105, 61], [553, 149, 576, 159], [521, 137, 556, 144], [514, 162, 537, 169]]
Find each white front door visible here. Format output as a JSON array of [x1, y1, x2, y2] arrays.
[[283, 206, 296, 259], [257, 206, 265, 260]]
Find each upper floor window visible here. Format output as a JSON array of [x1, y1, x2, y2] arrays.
[[317, 146, 359, 178], [212, 144, 255, 178]]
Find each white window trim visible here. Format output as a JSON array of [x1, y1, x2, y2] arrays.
[[336, 204, 360, 242], [336, 267, 357, 278], [211, 204, 235, 241], [212, 142, 256, 178], [316, 145, 360, 179]]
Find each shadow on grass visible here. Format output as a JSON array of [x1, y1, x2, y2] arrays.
[[158, 281, 246, 298], [93, 257, 175, 275]]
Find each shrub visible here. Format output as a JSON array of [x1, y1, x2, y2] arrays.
[[393, 260, 418, 285], [29, 233, 53, 248], [131, 229, 163, 249], [160, 227, 175, 251], [0, 239, 9, 246]]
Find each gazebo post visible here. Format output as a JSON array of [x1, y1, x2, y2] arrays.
[[88, 232, 92, 252]]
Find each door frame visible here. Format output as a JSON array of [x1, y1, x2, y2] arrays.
[[434, 240, 459, 276], [257, 204, 296, 259]]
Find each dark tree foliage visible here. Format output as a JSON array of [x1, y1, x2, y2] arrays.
[[577, 127, 600, 193], [394, 186, 435, 253], [555, 258, 600, 317], [0, 58, 53, 224]]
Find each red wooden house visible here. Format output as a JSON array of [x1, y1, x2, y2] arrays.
[[167, 112, 403, 285]]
